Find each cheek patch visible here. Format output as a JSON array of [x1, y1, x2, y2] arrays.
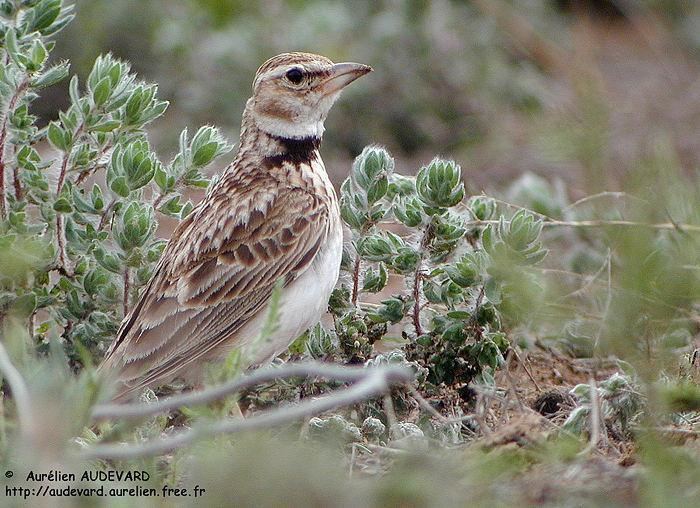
[[257, 95, 296, 121]]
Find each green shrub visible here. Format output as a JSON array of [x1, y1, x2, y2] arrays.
[[0, 0, 231, 367]]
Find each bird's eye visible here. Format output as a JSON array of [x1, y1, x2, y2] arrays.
[[285, 68, 304, 85]]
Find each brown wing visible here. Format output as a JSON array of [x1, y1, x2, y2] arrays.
[[100, 179, 329, 398]]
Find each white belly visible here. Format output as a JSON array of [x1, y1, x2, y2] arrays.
[[228, 216, 343, 363]]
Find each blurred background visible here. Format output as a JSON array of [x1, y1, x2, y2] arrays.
[[36, 0, 700, 194], [1, 4, 697, 502]]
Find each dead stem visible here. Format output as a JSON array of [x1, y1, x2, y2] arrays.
[[579, 376, 601, 456], [383, 392, 398, 431], [503, 350, 526, 411], [86, 365, 413, 459], [511, 348, 542, 392]]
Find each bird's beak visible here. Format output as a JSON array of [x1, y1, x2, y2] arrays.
[[321, 62, 372, 95]]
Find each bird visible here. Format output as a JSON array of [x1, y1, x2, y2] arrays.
[[99, 52, 372, 400]]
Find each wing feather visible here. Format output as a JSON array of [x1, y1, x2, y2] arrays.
[[101, 177, 330, 398]]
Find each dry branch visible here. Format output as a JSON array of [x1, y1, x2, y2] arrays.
[[93, 362, 410, 421], [82, 365, 413, 460]]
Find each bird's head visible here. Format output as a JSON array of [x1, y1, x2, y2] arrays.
[[248, 52, 372, 140]]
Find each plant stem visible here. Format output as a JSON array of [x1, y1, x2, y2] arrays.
[[465, 218, 700, 234], [412, 267, 423, 336], [12, 161, 22, 200], [54, 123, 84, 275], [54, 153, 72, 274], [0, 78, 29, 220], [98, 198, 116, 230], [74, 142, 111, 186], [55, 146, 71, 196], [0, 158, 5, 220], [152, 191, 167, 210], [578, 376, 601, 456], [351, 254, 361, 305], [123, 267, 130, 316], [55, 214, 70, 275], [412, 222, 435, 336]]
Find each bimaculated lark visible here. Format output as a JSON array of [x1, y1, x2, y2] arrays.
[[100, 52, 371, 400]]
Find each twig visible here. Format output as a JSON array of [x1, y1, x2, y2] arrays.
[[594, 249, 613, 352], [503, 350, 525, 411], [54, 152, 70, 273], [55, 149, 71, 198], [406, 385, 447, 422], [458, 196, 554, 222], [412, 269, 423, 336], [0, 340, 32, 435], [383, 392, 398, 431], [152, 192, 167, 210], [662, 205, 689, 237], [363, 443, 409, 456], [351, 254, 361, 306], [55, 214, 72, 276], [559, 251, 611, 301], [0, 158, 6, 220], [648, 427, 700, 438], [82, 366, 412, 460], [122, 267, 130, 317], [11, 160, 21, 201], [152, 169, 186, 210], [349, 443, 358, 478], [464, 218, 700, 234], [578, 376, 600, 456], [74, 143, 112, 186], [511, 348, 541, 392], [473, 391, 493, 437], [406, 386, 484, 430], [473, 410, 492, 437], [54, 122, 84, 275], [524, 404, 605, 452], [0, 78, 29, 220], [92, 362, 412, 420], [411, 224, 434, 337], [97, 199, 117, 230], [535, 267, 592, 280], [563, 191, 647, 213]]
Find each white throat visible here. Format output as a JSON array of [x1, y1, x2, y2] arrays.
[[255, 114, 326, 140]]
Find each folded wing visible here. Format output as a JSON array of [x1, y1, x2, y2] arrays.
[[100, 180, 329, 398]]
